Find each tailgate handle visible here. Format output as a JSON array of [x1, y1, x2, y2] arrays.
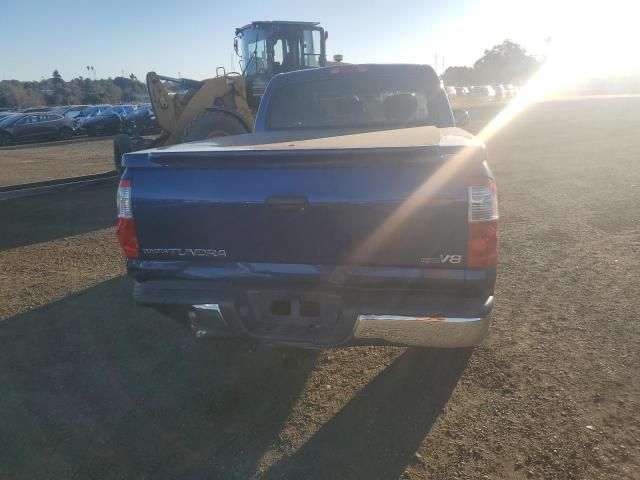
[[266, 195, 309, 212]]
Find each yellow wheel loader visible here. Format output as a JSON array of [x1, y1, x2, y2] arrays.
[[114, 21, 328, 171]]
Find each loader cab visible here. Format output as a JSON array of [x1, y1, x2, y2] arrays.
[[235, 21, 327, 109]]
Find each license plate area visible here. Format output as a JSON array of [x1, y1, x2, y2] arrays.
[[242, 290, 342, 343]]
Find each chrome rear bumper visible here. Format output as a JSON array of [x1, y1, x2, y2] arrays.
[[352, 313, 490, 348], [148, 283, 493, 348], [189, 307, 492, 348]]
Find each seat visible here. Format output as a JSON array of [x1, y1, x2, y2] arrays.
[[383, 93, 418, 123]]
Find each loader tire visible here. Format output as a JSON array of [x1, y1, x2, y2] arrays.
[[179, 110, 249, 143], [113, 134, 132, 174]]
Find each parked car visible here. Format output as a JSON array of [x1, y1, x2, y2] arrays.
[[469, 85, 496, 99], [492, 84, 507, 100], [445, 86, 457, 98], [73, 105, 112, 130], [0, 114, 18, 126], [455, 86, 470, 96], [49, 105, 90, 119], [0, 113, 74, 146], [118, 64, 497, 349], [503, 84, 518, 97], [0, 112, 17, 121], [81, 105, 137, 136], [20, 106, 53, 113], [120, 105, 159, 135]]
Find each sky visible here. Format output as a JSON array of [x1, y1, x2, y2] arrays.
[[0, 0, 637, 82]]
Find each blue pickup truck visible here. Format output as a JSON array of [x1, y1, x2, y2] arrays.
[[117, 64, 498, 349]]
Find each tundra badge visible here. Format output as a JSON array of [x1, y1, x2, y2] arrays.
[[141, 248, 227, 258]]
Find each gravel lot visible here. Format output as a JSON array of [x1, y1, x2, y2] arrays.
[[0, 97, 638, 479], [0, 138, 113, 186]]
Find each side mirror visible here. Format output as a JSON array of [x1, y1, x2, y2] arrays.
[[453, 109, 469, 127], [324, 30, 329, 40], [233, 37, 240, 56]]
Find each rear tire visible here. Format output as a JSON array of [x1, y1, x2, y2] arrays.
[[178, 109, 249, 143], [113, 134, 133, 173], [57, 127, 73, 141]]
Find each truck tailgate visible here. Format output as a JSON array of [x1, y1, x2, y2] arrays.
[[130, 146, 482, 269]]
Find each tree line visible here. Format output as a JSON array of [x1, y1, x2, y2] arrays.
[[4, 39, 637, 108], [0, 71, 148, 108], [442, 39, 640, 95], [442, 39, 540, 86], [1, 40, 538, 108]]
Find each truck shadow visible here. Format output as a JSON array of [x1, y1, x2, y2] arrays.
[[0, 276, 318, 479], [0, 183, 117, 251], [259, 347, 471, 480], [0, 277, 470, 479]]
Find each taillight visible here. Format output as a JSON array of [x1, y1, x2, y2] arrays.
[[467, 178, 499, 268], [116, 179, 139, 258]]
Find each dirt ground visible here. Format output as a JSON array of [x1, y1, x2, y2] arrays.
[[0, 97, 638, 479], [0, 138, 113, 186]]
